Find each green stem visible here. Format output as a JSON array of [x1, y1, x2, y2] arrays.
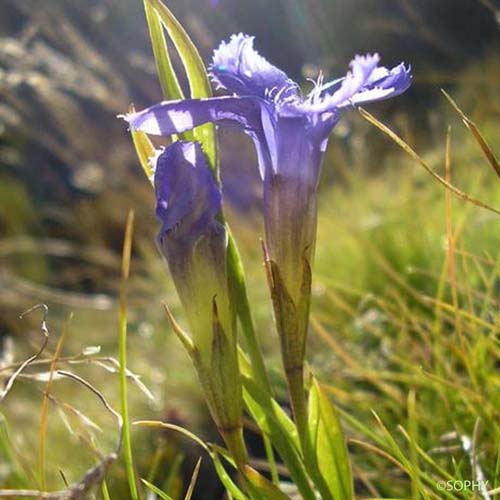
[[227, 231, 284, 482]]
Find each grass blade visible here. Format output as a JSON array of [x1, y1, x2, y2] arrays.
[[162, 452, 184, 495], [119, 210, 140, 500], [38, 314, 70, 490], [407, 390, 422, 500], [141, 478, 174, 500], [101, 480, 111, 500], [134, 420, 209, 453], [184, 458, 201, 500], [136, 421, 250, 500], [359, 107, 500, 216]]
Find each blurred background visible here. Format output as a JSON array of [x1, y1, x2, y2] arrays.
[[0, 0, 499, 498]]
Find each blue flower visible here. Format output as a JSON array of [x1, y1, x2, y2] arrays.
[[153, 141, 229, 363], [155, 140, 222, 249], [127, 33, 411, 300], [153, 141, 247, 464], [126, 35, 411, 410]]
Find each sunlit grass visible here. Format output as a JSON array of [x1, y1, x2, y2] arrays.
[[1, 125, 499, 498], [1, 48, 499, 500]]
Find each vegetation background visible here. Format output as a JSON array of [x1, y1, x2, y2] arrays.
[[0, 0, 499, 498]]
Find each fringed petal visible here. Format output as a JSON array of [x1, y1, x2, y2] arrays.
[[210, 34, 298, 102]]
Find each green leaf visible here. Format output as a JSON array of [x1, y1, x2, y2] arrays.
[[227, 230, 271, 395], [242, 376, 317, 500], [143, 0, 193, 144], [308, 379, 354, 500], [141, 478, 175, 500], [146, 0, 217, 170]]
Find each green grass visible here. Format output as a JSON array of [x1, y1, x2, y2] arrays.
[[0, 85, 499, 499]]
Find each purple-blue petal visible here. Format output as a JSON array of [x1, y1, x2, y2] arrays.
[[344, 62, 412, 106], [154, 141, 221, 246], [294, 55, 411, 114], [210, 34, 299, 101], [326, 54, 382, 107], [125, 96, 262, 136], [154, 142, 231, 362]]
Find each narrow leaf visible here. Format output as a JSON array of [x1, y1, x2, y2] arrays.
[[147, 0, 217, 169], [143, 0, 184, 101], [227, 230, 271, 395], [143, 0, 193, 144]]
